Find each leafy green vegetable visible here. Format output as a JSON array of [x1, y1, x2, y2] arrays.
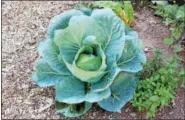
[[139, 49, 163, 80], [131, 51, 183, 118], [32, 8, 146, 117], [152, 4, 185, 48], [152, 3, 185, 81]]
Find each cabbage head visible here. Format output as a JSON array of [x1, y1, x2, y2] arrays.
[[32, 8, 146, 117]]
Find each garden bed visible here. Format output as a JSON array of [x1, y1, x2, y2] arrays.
[[2, 1, 184, 119]]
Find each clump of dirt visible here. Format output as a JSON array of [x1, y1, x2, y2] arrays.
[[2, 1, 184, 119]]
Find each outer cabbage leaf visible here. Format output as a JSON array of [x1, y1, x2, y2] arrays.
[[47, 9, 83, 39], [85, 88, 110, 103], [55, 76, 111, 104], [98, 72, 137, 112], [78, 8, 92, 16], [91, 8, 125, 64], [56, 101, 92, 117], [91, 61, 120, 92], [37, 39, 70, 74], [117, 25, 146, 72], [32, 59, 69, 87]]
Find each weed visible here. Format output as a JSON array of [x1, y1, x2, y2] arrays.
[[132, 50, 184, 118]]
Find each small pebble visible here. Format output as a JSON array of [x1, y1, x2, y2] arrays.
[[144, 47, 149, 53], [46, 98, 53, 104], [171, 99, 176, 106], [169, 112, 174, 114], [29, 40, 36, 45], [90, 116, 94, 119], [130, 112, 136, 117]]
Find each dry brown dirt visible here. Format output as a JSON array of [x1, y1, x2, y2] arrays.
[[2, 1, 185, 119]]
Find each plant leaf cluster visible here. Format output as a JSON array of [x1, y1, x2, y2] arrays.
[[152, 4, 185, 46], [32, 8, 146, 117], [132, 50, 184, 118]]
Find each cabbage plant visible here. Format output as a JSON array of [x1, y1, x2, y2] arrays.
[[32, 8, 146, 117]]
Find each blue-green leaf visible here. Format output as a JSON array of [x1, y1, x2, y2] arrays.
[[91, 61, 120, 92], [98, 72, 137, 112], [117, 26, 146, 72], [85, 88, 111, 102], [78, 8, 92, 16], [91, 8, 125, 63], [55, 76, 111, 104], [32, 59, 68, 87], [47, 9, 83, 39], [37, 39, 70, 74], [55, 76, 85, 104], [56, 101, 92, 117]]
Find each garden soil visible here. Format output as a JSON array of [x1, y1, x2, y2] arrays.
[[2, 1, 185, 119]]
